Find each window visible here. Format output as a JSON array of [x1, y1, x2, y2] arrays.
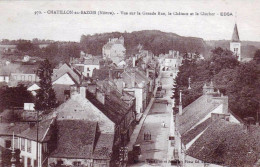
[[34, 160, 37, 167], [27, 158, 31, 167], [73, 161, 81, 166], [28, 75, 32, 81], [21, 156, 24, 164], [57, 160, 63, 165], [43, 143, 48, 153], [5, 140, 11, 148], [21, 75, 25, 81], [21, 138, 25, 151], [27, 140, 31, 153]]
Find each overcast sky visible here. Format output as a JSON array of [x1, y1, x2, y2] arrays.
[[0, 0, 259, 42]]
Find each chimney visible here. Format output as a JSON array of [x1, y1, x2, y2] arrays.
[[209, 80, 214, 93], [96, 90, 105, 104], [70, 85, 78, 96], [203, 83, 208, 95], [80, 86, 86, 98], [109, 69, 112, 81], [80, 72, 84, 84], [131, 71, 135, 88], [107, 84, 111, 95], [222, 96, 228, 114], [146, 69, 149, 78], [179, 90, 183, 115], [133, 56, 136, 67], [243, 117, 255, 133]]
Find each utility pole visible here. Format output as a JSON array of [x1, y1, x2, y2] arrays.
[[11, 132, 16, 167], [36, 110, 39, 167]]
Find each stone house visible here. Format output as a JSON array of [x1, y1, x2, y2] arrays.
[[70, 56, 100, 78], [174, 82, 242, 167], [52, 63, 82, 103], [48, 120, 113, 167], [119, 68, 151, 115], [0, 118, 56, 167], [53, 86, 136, 166], [102, 36, 126, 65]]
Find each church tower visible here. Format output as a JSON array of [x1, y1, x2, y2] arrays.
[[230, 23, 241, 61]]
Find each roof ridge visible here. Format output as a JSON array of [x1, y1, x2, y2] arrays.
[[183, 95, 205, 113], [91, 122, 98, 156], [41, 117, 55, 142]]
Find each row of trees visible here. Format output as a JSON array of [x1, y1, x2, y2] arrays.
[[3, 40, 81, 66], [173, 48, 259, 120], [80, 30, 207, 56], [1, 38, 54, 45]]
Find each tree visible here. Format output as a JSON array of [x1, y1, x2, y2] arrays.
[[0, 84, 34, 111], [227, 62, 259, 118], [16, 40, 36, 52], [253, 49, 260, 64], [35, 59, 57, 111]]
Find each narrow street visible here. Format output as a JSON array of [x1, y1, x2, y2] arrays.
[[129, 73, 174, 167]]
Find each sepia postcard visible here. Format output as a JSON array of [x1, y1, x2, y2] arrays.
[[0, 0, 259, 167]]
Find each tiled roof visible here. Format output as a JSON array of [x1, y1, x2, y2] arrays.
[[86, 91, 128, 124], [187, 120, 260, 166], [136, 68, 150, 83], [55, 94, 115, 133], [122, 69, 150, 88], [16, 64, 39, 74], [92, 68, 109, 81], [52, 84, 71, 103], [52, 63, 81, 84], [0, 123, 30, 136], [93, 133, 114, 159], [50, 120, 97, 159], [176, 95, 222, 135], [84, 58, 99, 65], [16, 81, 36, 87], [97, 79, 135, 109], [0, 64, 20, 75], [121, 91, 135, 102], [103, 43, 114, 50], [19, 118, 54, 142], [0, 64, 38, 75], [182, 118, 212, 145]]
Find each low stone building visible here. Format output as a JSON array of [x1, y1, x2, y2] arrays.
[[174, 82, 242, 166], [48, 120, 113, 167]]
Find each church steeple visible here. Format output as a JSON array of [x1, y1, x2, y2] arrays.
[[232, 23, 240, 42], [230, 23, 241, 61]]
